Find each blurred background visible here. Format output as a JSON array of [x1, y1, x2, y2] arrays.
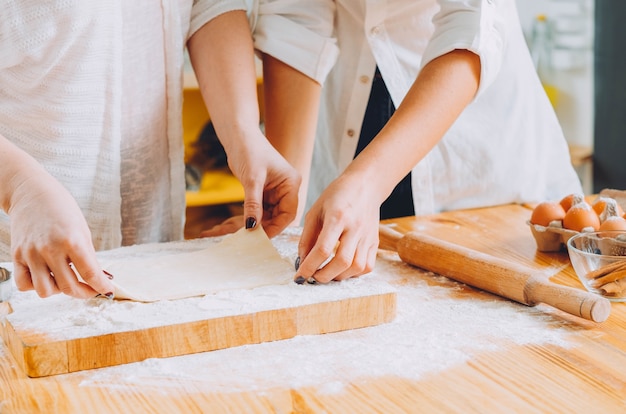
[[516, 0, 594, 193], [516, 0, 626, 194]]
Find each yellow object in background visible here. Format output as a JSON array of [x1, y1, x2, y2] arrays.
[[543, 83, 559, 108], [182, 86, 211, 164], [185, 170, 245, 207], [182, 64, 263, 207]]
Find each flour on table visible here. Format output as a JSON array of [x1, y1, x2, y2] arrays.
[[68, 253, 575, 395], [102, 227, 293, 302], [2, 227, 576, 395]]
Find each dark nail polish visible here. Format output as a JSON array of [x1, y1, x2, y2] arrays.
[[245, 216, 257, 229], [95, 292, 114, 300], [103, 270, 114, 280], [306, 277, 317, 285], [295, 276, 306, 285], [294, 256, 301, 271]]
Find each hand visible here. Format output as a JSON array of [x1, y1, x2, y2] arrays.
[[224, 131, 301, 238], [8, 172, 115, 299], [200, 215, 243, 238], [295, 174, 381, 283]]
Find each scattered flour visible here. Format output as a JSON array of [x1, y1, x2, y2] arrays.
[[1, 227, 575, 394]]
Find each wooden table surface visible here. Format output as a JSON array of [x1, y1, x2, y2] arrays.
[[2, 203, 626, 413]]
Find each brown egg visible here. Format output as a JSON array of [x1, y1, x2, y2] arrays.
[[530, 201, 566, 227], [559, 193, 585, 213], [599, 216, 626, 231], [563, 201, 600, 232], [592, 196, 625, 219]]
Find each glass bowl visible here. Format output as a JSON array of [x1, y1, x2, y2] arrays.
[[567, 230, 626, 302]]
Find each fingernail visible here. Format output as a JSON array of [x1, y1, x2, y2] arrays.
[[294, 276, 306, 285], [306, 277, 317, 285], [245, 216, 257, 229], [95, 292, 114, 300], [294, 256, 301, 271], [103, 270, 114, 280]]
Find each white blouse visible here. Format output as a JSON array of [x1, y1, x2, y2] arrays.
[[0, 0, 246, 260], [252, 0, 583, 216]]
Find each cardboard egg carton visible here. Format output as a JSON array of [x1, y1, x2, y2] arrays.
[[529, 189, 626, 252]]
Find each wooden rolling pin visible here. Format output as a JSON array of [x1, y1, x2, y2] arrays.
[[379, 225, 611, 323]]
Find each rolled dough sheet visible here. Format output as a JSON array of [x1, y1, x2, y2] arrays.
[[101, 228, 294, 302]]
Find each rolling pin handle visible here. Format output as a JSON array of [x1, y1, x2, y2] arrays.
[[378, 225, 403, 252], [525, 277, 611, 323]]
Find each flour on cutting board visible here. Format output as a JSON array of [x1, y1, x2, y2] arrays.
[[4, 229, 393, 340], [3, 227, 575, 394]]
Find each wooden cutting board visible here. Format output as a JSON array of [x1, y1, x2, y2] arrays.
[[0, 292, 396, 377], [1, 292, 396, 378], [0, 234, 397, 378]]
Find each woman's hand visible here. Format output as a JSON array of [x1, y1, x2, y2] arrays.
[[210, 131, 301, 239], [8, 171, 115, 299], [294, 173, 382, 284], [293, 49, 482, 284], [188, 11, 301, 239], [200, 215, 243, 238]]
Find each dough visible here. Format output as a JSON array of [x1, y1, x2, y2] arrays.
[[101, 228, 294, 302]]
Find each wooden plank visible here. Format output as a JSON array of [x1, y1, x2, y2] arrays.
[[2, 292, 396, 378]]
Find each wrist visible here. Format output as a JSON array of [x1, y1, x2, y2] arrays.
[[214, 122, 265, 155], [340, 165, 394, 207]]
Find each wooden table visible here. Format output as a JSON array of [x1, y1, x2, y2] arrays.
[[2, 203, 626, 413]]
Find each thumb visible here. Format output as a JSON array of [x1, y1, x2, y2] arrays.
[[242, 181, 263, 231]]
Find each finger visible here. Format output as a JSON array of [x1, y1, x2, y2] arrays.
[[13, 261, 35, 291], [334, 238, 377, 281], [199, 223, 241, 238], [242, 180, 264, 232], [309, 231, 360, 283], [366, 242, 378, 272], [262, 187, 299, 238], [262, 205, 297, 238], [295, 222, 343, 284], [48, 258, 101, 299], [199, 225, 228, 238], [199, 216, 244, 238], [69, 247, 115, 297], [297, 213, 322, 262], [27, 260, 61, 298], [293, 215, 322, 283]]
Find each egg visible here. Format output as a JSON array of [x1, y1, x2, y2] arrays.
[[599, 216, 626, 231], [559, 193, 585, 213], [563, 201, 600, 232], [530, 201, 566, 227], [592, 196, 625, 219]]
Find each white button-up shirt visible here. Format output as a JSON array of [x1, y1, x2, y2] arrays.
[[254, 0, 583, 215]]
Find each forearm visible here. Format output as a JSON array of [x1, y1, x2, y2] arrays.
[[262, 54, 321, 221], [187, 10, 261, 154], [346, 49, 481, 201], [0, 134, 49, 214]]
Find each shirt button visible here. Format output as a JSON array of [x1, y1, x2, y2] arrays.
[[359, 75, 369, 84], [370, 26, 380, 37], [347, 129, 355, 137]]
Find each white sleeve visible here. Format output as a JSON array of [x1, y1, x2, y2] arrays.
[[252, 0, 339, 84], [421, 0, 508, 98], [189, 0, 248, 38]]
